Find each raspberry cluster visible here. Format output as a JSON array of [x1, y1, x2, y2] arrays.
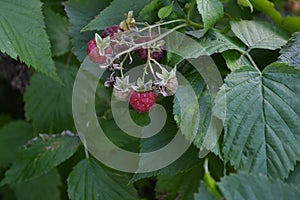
[[86, 11, 178, 113]]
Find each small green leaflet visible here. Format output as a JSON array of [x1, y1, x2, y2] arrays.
[[0, 0, 59, 81], [138, 0, 169, 23], [237, 0, 253, 12], [67, 158, 137, 200], [196, 0, 224, 31], [214, 63, 300, 179], [230, 20, 289, 51], [222, 50, 251, 71], [218, 173, 300, 200], [0, 132, 80, 185], [158, 2, 173, 19]]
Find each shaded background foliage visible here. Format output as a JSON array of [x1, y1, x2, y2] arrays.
[[0, 0, 300, 199]]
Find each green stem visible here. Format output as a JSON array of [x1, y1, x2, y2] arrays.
[[187, 0, 196, 21], [139, 19, 186, 32], [187, 20, 203, 29], [150, 57, 164, 70], [84, 145, 90, 159], [120, 52, 130, 78], [246, 53, 261, 74], [186, 0, 204, 29], [148, 61, 158, 81], [142, 48, 152, 83]]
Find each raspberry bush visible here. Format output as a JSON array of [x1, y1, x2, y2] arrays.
[[0, 0, 300, 199]]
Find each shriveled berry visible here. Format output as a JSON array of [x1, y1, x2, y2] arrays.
[[86, 38, 112, 63], [135, 32, 164, 62], [102, 25, 120, 38], [129, 91, 157, 112], [136, 48, 164, 62]]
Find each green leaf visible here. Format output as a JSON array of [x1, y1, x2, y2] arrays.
[[0, 0, 59, 81], [0, 114, 11, 128], [237, 0, 253, 12], [14, 169, 61, 200], [230, 20, 289, 50], [155, 164, 203, 200], [218, 173, 300, 200], [0, 132, 80, 185], [158, 2, 173, 19], [131, 145, 200, 182], [166, 30, 207, 58], [185, 29, 205, 39], [222, 50, 251, 71], [173, 70, 211, 148], [279, 32, 300, 68], [67, 158, 137, 200], [173, 71, 204, 142], [99, 118, 140, 152], [194, 181, 219, 200], [138, 0, 169, 23], [64, 0, 111, 61], [215, 63, 300, 179], [200, 30, 245, 55], [82, 0, 151, 31], [196, 0, 224, 31], [43, 7, 70, 57], [249, 0, 282, 24], [287, 162, 300, 185], [0, 185, 15, 200], [131, 99, 201, 182], [0, 121, 32, 167], [24, 63, 77, 133]]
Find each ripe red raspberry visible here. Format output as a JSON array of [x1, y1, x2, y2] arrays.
[[86, 38, 112, 63], [129, 91, 157, 112], [102, 25, 120, 38]]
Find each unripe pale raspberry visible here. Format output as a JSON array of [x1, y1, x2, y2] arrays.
[[165, 77, 178, 95], [113, 88, 131, 102]]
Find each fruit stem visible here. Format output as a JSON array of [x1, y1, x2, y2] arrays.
[[245, 53, 261, 74], [113, 23, 187, 60], [139, 19, 186, 32], [83, 143, 90, 159], [150, 57, 164, 71], [142, 48, 152, 83], [120, 52, 130, 78]]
